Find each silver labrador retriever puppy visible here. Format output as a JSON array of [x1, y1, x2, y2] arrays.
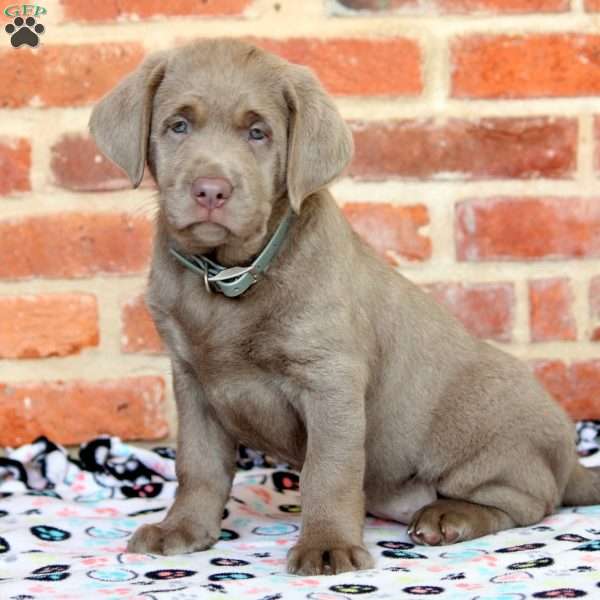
[[90, 39, 600, 575]]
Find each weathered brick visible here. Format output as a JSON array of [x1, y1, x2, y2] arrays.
[[51, 133, 155, 191], [0, 43, 144, 108], [0, 213, 153, 280], [590, 276, 600, 341], [425, 282, 514, 341], [51, 134, 132, 192], [529, 278, 576, 342], [0, 138, 30, 196], [456, 197, 600, 261], [453, 35, 600, 99], [350, 118, 576, 180], [253, 38, 422, 96], [0, 294, 99, 359], [533, 360, 600, 420], [61, 0, 251, 21], [337, 0, 567, 12], [122, 295, 164, 354], [342, 203, 431, 263], [0, 377, 167, 446]]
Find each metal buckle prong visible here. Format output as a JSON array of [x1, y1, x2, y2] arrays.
[[203, 270, 212, 294]]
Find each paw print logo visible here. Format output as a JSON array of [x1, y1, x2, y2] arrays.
[[5, 16, 44, 48]]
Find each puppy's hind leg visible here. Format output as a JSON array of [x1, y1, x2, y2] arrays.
[[408, 458, 556, 546], [563, 463, 600, 506], [408, 498, 518, 546], [367, 479, 437, 525]]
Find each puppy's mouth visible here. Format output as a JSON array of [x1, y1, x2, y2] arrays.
[[176, 205, 231, 230], [163, 188, 267, 253], [177, 221, 230, 246], [189, 221, 227, 235], [179, 216, 228, 232], [168, 197, 255, 242]]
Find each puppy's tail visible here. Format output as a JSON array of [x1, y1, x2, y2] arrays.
[[563, 462, 600, 506]]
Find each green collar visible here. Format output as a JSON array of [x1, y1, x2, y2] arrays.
[[169, 208, 296, 298]]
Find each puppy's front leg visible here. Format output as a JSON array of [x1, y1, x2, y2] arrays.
[[128, 360, 236, 555], [288, 392, 374, 575]]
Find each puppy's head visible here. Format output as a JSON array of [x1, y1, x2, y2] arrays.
[[89, 40, 353, 261]]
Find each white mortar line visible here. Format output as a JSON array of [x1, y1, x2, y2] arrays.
[[513, 279, 530, 345]]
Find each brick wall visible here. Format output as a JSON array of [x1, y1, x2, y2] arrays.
[[1, 0, 600, 446]]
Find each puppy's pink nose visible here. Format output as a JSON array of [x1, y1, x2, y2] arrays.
[[191, 177, 233, 209]]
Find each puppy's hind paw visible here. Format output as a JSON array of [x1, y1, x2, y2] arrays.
[[408, 500, 484, 546]]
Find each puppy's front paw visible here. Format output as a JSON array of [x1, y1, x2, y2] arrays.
[[287, 542, 374, 575], [127, 522, 217, 555]]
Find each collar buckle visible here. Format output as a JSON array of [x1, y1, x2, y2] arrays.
[[169, 207, 295, 298]]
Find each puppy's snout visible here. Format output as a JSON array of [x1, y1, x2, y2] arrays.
[[191, 177, 233, 209]]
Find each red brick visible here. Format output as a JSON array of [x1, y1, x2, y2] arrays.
[[529, 278, 576, 342], [0, 138, 30, 196], [0, 213, 153, 280], [50, 134, 156, 191], [0, 377, 167, 446], [0, 294, 99, 359], [533, 360, 600, 420], [342, 203, 431, 263], [590, 276, 600, 341], [586, 0, 600, 10], [122, 295, 164, 354], [0, 43, 144, 108], [61, 0, 251, 21], [350, 118, 576, 180], [51, 134, 131, 192], [453, 35, 600, 99], [425, 282, 514, 341], [456, 197, 600, 261], [337, 0, 567, 12], [253, 38, 421, 96]]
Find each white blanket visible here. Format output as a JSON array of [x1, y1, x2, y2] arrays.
[[0, 428, 599, 599]]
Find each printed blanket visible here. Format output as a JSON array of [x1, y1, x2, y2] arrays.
[[0, 424, 600, 599]]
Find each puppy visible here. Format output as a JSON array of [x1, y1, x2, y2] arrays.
[[90, 39, 600, 575]]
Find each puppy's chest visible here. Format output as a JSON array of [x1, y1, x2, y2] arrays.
[[178, 305, 287, 376], [169, 304, 306, 463]]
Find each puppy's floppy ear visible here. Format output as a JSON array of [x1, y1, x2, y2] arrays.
[[89, 52, 168, 188], [284, 65, 353, 213]]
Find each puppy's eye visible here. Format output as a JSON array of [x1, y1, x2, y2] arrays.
[[248, 127, 267, 142], [170, 120, 189, 134]]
